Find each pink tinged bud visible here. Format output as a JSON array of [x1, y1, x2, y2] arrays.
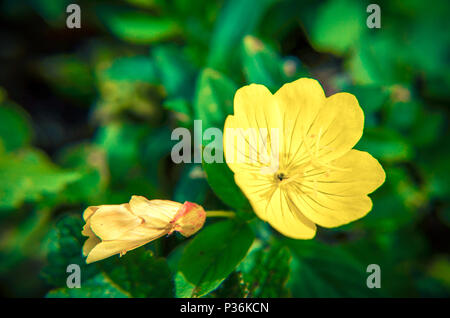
[[170, 201, 206, 237], [81, 196, 207, 264]]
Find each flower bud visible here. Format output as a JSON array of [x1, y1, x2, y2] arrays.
[[81, 196, 205, 264], [170, 201, 206, 237]]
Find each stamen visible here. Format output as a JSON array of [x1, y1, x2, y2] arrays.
[[280, 127, 352, 196]]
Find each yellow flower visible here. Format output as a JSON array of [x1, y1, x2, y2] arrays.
[[223, 78, 385, 239], [82, 195, 206, 264]]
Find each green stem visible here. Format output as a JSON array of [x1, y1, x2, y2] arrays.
[[205, 210, 235, 218]]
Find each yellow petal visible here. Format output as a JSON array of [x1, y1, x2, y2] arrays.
[[87, 225, 171, 264], [303, 92, 364, 164], [302, 149, 386, 196], [266, 187, 317, 239], [275, 79, 364, 166], [129, 195, 181, 227], [234, 172, 316, 239], [232, 84, 281, 131], [116, 223, 170, 241], [288, 150, 385, 227], [89, 204, 143, 241], [82, 235, 101, 257], [83, 206, 99, 221], [82, 206, 99, 237], [81, 220, 95, 237], [86, 239, 153, 264], [224, 84, 282, 174], [224, 115, 273, 174], [274, 78, 326, 165]]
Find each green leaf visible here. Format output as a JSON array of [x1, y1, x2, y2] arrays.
[[99, 249, 174, 298], [386, 100, 420, 131], [94, 122, 149, 182], [311, 0, 365, 54], [343, 85, 389, 114], [0, 101, 32, 152], [46, 273, 129, 298], [177, 220, 254, 297], [285, 239, 381, 297], [29, 0, 69, 26], [238, 240, 291, 297], [0, 209, 52, 273], [241, 36, 285, 92], [152, 45, 197, 100], [410, 109, 445, 147], [125, 0, 161, 9], [418, 146, 450, 200], [102, 56, 158, 83], [359, 178, 414, 232], [211, 271, 245, 297], [202, 157, 252, 214], [193, 68, 236, 130], [347, 32, 412, 85], [163, 98, 192, 126], [0, 149, 81, 210], [41, 215, 99, 287], [356, 127, 412, 162], [174, 164, 209, 204], [344, 231, 425, 297], [56, 143, 107, 204], [207, 0, 276, 73], [141, 126, 177, 184], [98, 6, 180, 44], [35, 54, 95, 101]]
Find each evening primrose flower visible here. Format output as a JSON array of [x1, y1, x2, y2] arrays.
[[82, 196, 206, 263], [223, 78, 385, 239]]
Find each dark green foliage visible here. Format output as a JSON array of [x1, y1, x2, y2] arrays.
[[41, 215, 99, 287], [176, 220, 254, 297], [98, 249, 174, 298], [238, 241, 292, 297], [0, 0, 448, 298]]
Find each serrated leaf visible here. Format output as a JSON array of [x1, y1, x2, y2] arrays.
[[177, 220, 254, 297]]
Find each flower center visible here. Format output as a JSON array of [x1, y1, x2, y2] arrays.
[[275, 172, 288, 182]]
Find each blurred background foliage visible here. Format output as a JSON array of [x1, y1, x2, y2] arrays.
[[0, 0, 449, 297]]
